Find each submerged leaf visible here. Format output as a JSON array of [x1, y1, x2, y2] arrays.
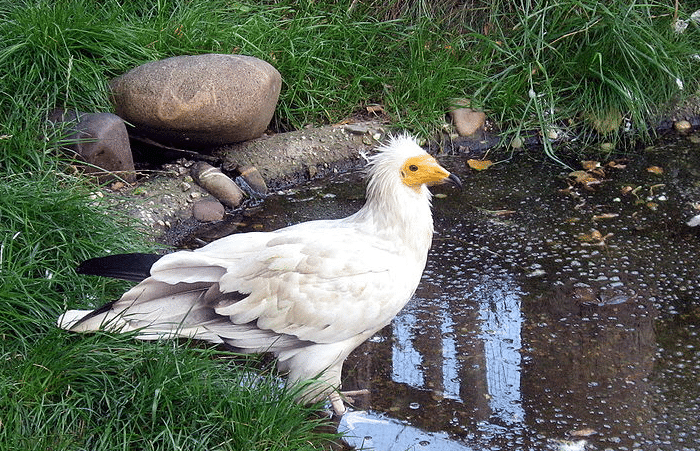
[[581, 160, 600, 170], [570, 428, 598, 437], [592, 213, 619, 220], [569, 170, 602, 189], [607, 159, 628, 169], [576, 229, 613, 245], [646, 166, 664, 175]]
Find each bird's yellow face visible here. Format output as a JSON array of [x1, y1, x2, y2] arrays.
[[400, 154, 461, 190]]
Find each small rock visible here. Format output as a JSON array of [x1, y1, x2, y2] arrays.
[[50, 109, 135, 183], [110, 54, 282, 147], [237, 165, 268, 195], [191, 162, 244, 207], [344, 124, 370, 135], [510, 136, 523, 149], [449, 99, 486, 137], [193, 198, 225, 222], [674, 120, 692, 134], [308, 165, 318, 179], [544, 126, 562, 141], [600, 142, 615, 152], [587, 109, 622, 134]]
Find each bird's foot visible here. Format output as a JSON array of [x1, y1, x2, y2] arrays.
[[329, 389, 370, 416]]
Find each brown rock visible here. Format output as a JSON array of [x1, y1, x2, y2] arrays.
[[449, 99, 486, 137], [586, 109, 622, 135], [674, 120, 692, 134], [110, 54, 281, 147], [237, 165, 268, 195], [51, 110, 136, 183], [191, 162, 244, 207], [192, 198, 225, 222]]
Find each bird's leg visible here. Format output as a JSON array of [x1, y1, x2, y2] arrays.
[[329, 391, 347, 416]]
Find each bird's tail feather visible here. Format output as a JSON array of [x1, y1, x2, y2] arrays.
[[76, 253, 162, 282]]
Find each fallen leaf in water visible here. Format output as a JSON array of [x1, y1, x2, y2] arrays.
[[569, 170, 602, 190], [569, 170, 591, 183], [592, 213, 619, 220], [569, 428, 598, 437], [467, 159, 493, 171], [647, 165, 664, 174], [620, 185, 634, 195], [581, 160, 600, 170], [646, 202, 658, 210], [576, 229, 613, 245], [577, 230, 601, 242], [648, 183, 665, 195], [607, 159, 628, 169], [489, 209, 516, 216], [591, 167, 606, 178]]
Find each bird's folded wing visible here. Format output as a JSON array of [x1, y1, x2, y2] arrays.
[[146, 227, 419, 344]]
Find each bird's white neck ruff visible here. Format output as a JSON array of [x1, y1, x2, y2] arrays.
[[347, 139, 436, 256]]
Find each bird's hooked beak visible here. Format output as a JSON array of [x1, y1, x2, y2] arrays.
[[445, 173, 463, 189]]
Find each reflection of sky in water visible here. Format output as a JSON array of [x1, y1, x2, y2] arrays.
[[340, 411, 475, 451], [392, 312, 425, 387], [391, 275, 524, 425], [475, 278, 525, 425], [439, 303, 461, 401]]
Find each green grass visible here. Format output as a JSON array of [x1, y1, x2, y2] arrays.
[[0, 0, 699, 449], [0, 157, 337, 449], [464, 0, 700, 150], [1, 331, 333, 450], [2, 0, 697, 148]]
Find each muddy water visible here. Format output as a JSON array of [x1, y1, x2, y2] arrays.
[[239, 136, 700, 450]]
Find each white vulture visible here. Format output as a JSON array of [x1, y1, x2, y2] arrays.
[[57, 135, 462, 415]]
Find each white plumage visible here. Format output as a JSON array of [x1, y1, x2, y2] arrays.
[[58, 135, 461, 415]]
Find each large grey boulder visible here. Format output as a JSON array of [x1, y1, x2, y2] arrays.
[[110, 54, 281, 148]]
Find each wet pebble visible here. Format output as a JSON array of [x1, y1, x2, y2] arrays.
[[191, 162, 245, 207], [192, 198, 225, 222]]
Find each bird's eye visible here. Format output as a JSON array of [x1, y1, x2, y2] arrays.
[[409, 164, 418, 172]]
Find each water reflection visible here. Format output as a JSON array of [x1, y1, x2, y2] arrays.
[[438, 303, 460, 401], [392, 311, 426, 388], [474, 276, 524, 426], [391, 274, 525, 426], [340, 411, 475, 451]]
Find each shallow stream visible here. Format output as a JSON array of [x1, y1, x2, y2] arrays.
[[238, 135, 700, 450]]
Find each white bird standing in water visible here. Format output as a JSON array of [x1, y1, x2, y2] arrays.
[[58, 135, 461, 415]]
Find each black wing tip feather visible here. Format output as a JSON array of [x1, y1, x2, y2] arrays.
[[77, 253, 163, 282], [68, 299, 119, 329]]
